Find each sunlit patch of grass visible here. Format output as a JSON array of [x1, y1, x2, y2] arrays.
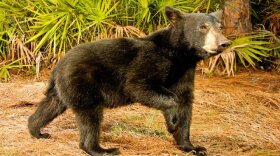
[[0, 149, 20, 156], [250, 149, 280, 156], [124, 114, 142, 122], [109, 111, 171, 140], [110, 121, 171, 140]]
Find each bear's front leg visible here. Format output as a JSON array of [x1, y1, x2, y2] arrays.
[[173, 104, 207, 156]]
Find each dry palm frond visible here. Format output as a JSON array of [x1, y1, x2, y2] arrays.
[[109, 25, 146, 38], [9, 35, 34, 67]]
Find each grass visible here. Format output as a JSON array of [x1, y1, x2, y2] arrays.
[[0, 71, 279, 155], [108, 111, 171, 140]]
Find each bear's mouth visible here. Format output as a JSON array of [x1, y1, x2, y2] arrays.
[[204, 48, 217, 54], [203, 45, 227, 55], [202, 47, 219, 54]]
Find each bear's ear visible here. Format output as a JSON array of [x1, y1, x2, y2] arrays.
[[210, 10, 223, 21], [165, 6, 184, 22]]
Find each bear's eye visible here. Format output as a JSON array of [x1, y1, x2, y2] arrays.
[[199, 24, 209, 31]]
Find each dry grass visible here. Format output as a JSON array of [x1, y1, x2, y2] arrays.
[[0, 71, 279, 156]]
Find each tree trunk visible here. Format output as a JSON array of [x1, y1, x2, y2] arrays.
[[223, 0, 252, 37]]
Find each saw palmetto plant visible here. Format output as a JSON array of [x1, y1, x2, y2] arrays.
[[208, 32, 277, 75], [26, 0, 120, 59], [0, 58, 31, 82]]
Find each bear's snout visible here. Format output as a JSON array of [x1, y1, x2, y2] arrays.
[[217, 37, 231, 53]]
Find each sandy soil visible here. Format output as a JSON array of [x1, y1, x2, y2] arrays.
[[0, 71, 279, 156]]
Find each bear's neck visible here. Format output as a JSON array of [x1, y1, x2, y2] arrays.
[[144, 27, 173, 48], [143, 27, 202, 64]]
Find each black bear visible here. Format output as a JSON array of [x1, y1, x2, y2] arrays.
[[28, 6, 229, 156]]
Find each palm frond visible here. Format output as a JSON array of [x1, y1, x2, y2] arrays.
[[209, 32, 274, 75]]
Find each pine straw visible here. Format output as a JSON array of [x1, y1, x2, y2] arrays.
[[0, 71, 279, 156], [193, 72, 280, 155]]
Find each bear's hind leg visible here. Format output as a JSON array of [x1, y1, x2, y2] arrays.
[[28, 94, 67, 139], [74, 106, 120, 156]]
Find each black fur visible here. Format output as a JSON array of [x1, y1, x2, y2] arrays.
[[28, 6, 228, 156]]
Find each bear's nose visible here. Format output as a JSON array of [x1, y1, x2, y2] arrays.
[[219, 39, 231, 48], [217, 39, 231, 52]]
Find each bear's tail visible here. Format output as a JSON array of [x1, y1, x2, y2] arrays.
[[28, 77, 67, 139]]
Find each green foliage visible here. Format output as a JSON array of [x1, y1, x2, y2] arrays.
[[25, 0, 119, 58], [0, 59, 31, 82], [127, 0, 202, 31], [251, 0, 280, 36], [0, 31, 8, 59], [232, 34, 271, 67], [271, 42, 280, 58]]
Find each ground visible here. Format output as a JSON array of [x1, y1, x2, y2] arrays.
[[0, 70, 279, 156]]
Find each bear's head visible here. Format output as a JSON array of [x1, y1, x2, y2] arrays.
[[165, 6, 230, 59]]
